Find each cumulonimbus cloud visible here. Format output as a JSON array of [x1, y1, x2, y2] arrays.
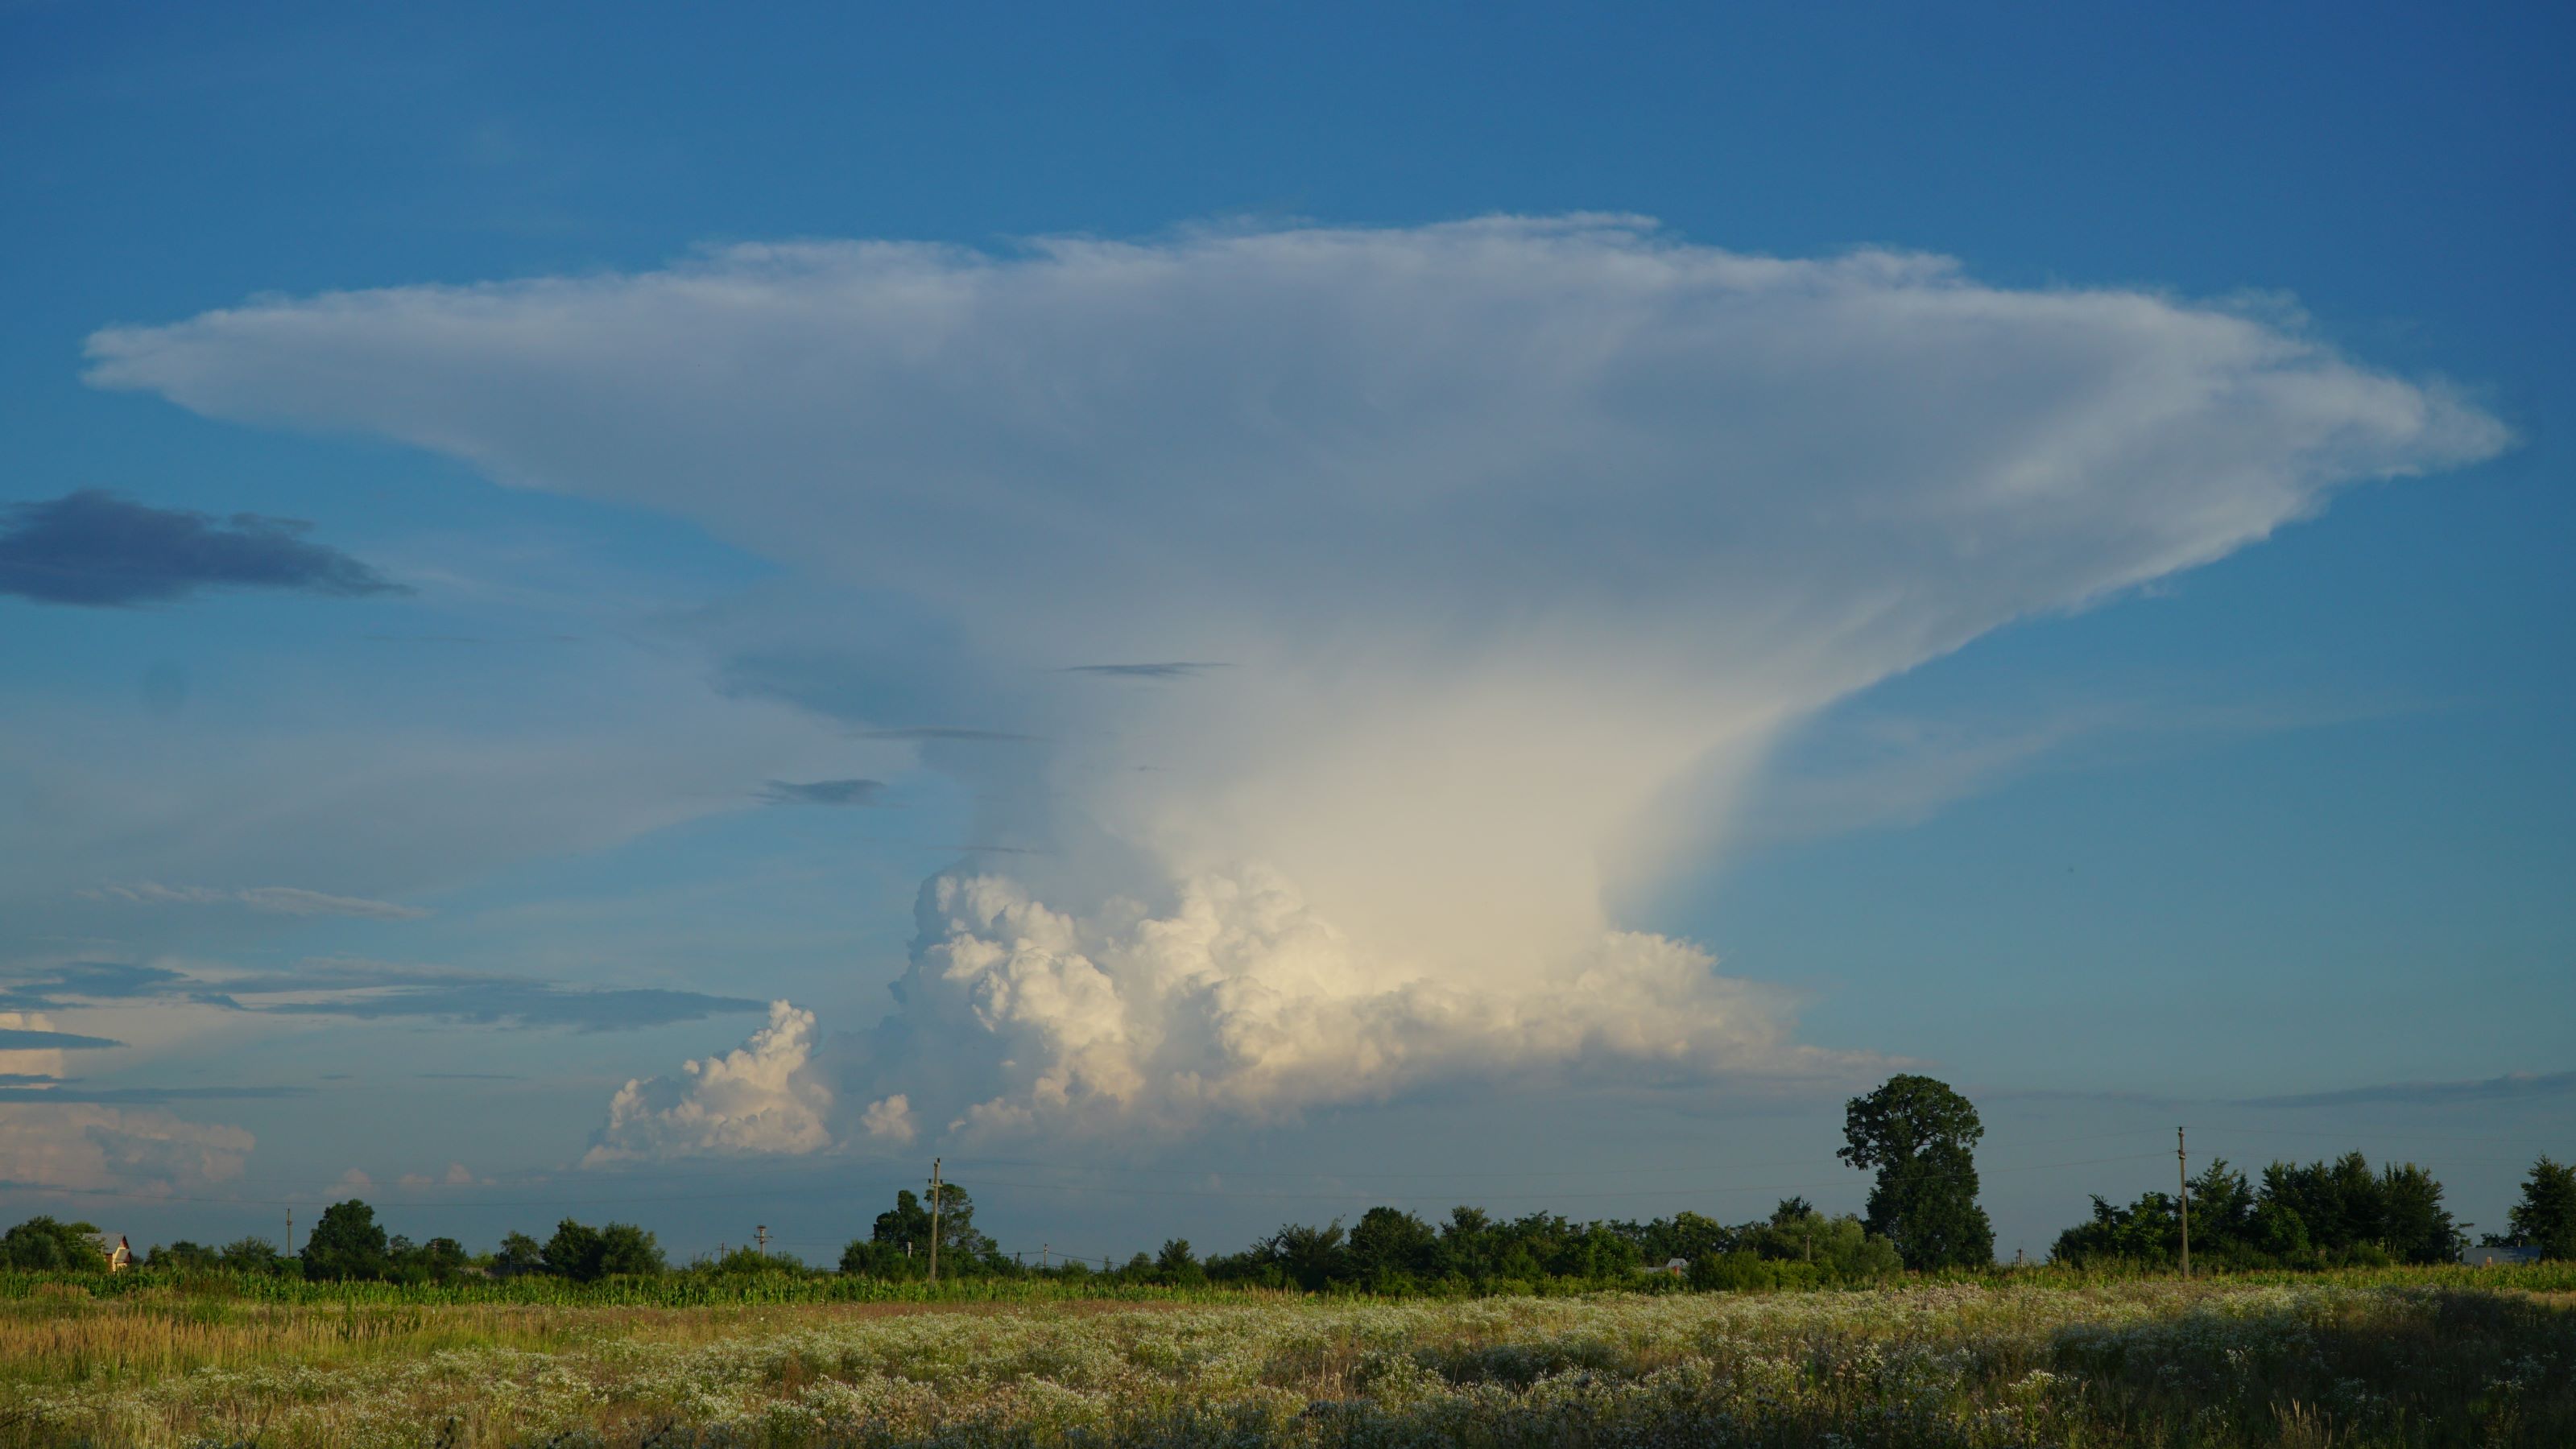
[[85, 217, 2510, 1158]]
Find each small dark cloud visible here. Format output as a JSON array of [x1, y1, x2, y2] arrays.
[[854, 725, 1044, 742], [0, 489, 406, 607], [0, 1084, 312, 1103], [1060, 661, 1229, 679], [758, 778, 887, 807], [0, 1073, 63, 1087], [2228, 1070, 2576, 1110], [0, 1027, 124, 1050], [419, 1071, 524, 1080]]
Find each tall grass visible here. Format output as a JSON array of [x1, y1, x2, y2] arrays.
[[0, 1270, 2567, 1447], [0, 1269, 1281, 1309]]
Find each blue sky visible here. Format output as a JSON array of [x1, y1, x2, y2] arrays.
[[2, 0, 2569, 1263]]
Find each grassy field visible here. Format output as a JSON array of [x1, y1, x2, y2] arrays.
[[2, 1271, 2569, 1447]]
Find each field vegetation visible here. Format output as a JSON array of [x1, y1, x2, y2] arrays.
[[1, 1268, 2570, 1447]]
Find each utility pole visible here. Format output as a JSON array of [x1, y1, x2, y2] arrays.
[[927, 1157, 942, 1286], [2177, 1126, 2191, 1279], [286, 1208, 293, 1257], [1041, 1242, 1049, 1269], [755, 1224, 769, 1255]]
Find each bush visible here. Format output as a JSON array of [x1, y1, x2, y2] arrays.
[[143, 1240, 221, 1270], [220, 1236, 292, 1275]]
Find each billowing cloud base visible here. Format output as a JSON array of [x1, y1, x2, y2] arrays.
[[586, 866, 1858, 1161], [82, 217, 2509, 1162]]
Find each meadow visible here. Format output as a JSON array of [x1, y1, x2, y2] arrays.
[[2, 1269, 2570, 1447]]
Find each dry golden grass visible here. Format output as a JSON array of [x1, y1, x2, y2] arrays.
[[0, 1279, 2567, 1447]]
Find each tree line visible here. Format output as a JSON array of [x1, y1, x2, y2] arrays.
[[2051, 1150, 2576, 1269], [8, 1076, 2570, 1284]]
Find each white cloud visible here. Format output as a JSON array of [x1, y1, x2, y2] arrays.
[[84, 217, 2510, 1152], [903, 868, 1851, 1139], [585, 1000, 833, 1163], [0, 1103, 254, 1193], [87, 883, 431, 920], [860, 1093, 916, 1144]]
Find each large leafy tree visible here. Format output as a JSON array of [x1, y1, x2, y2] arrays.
[[1839, 1074, 1995, 1269], [1154, 1238, 1204, 1283], [2508, 1155, 2576, 1258], [2376, 1162, 2464, 1265], [0, 1216, 107, 1270], [541, 1218, 603, 1278], [595, 1223, 666, 1276], [540, 1218, 664, 1281], [871, 1189, 932, 1251], [854, 1184, 993, 1275], [302, 1199, 389, 1281], [1346, 1206, 1439, 1286], [492, 1231, 546, 1276], [1259, 1220, 1350, 1290]]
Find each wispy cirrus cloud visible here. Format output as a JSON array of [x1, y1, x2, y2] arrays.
[[1, 956, 760, 1033], [201, 959, 765, 1032], [85, 882, 431, 920], [0, 1083, 312, 1102], [0, 961, 192, 1012], [0, 489, 404, 607], [2230, 1070, 2576, 1110]]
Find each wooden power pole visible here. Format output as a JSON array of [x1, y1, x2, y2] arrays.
[[927, 1157, 942, 1286], [755, 1224, 769, 1254], [2177, 1126, 2191, 1279]]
